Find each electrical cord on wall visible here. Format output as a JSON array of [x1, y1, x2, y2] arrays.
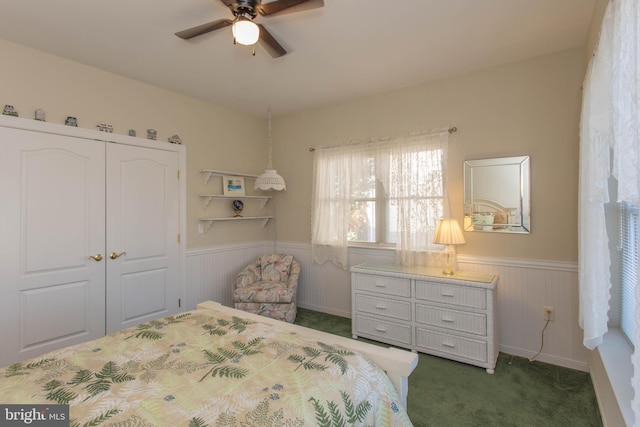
[[529, 311, 552, 362]]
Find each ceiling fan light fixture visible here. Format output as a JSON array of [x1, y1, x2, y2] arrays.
[[232, 18, 259, 45]]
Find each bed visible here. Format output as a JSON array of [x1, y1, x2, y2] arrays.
[[0, 300, 418, 426], [464, 197, 518, 231]]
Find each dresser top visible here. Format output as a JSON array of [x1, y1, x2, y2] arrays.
[[351, 262, 497, 286]]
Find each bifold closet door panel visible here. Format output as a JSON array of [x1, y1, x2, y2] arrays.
[[0, 127, 106, 367], [105, 143, 180, 333]]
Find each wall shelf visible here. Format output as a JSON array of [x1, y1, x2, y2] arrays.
[[200, 169, 259, 185], [199, 194, 271, 209], [199, 216, 273, 233]]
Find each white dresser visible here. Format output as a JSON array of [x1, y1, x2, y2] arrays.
[[351, 263, 499, 373]]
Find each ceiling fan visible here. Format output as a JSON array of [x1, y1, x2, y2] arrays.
[[175, 0, 324, 58]]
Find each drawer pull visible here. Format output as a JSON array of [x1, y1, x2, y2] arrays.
[[374, 282, 387, 288], [441, 292, 455, 297], [441, 317, 455, 323], [375, 304, 387, 310], [375, 326, 388, 333], [442, 342, 456, 348]]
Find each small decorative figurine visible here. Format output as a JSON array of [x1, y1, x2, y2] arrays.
[[147, 129, 157, 140], [168, 134, 182, 144], [34, 108, 46, 121], [232, 199, 244, 217], [128, 129, 136, 137], [97, 122, 113, 133], [3, 105, 18, 117], [65, 116, 78, 127]]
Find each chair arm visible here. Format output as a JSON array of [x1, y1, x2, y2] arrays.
[[286, 260, 301, 290], [235, 258, 261, 288]]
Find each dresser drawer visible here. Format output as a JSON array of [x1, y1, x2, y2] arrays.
[[415, 281, 486, 309], [354, 273, 411, 298], [415, 328, 487, 363], [355, 294, 412, 321], [354, 315, 412, 346], [415, 304, 486, 336]]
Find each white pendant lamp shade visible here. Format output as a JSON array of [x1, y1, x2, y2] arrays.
[[232, 18, 259, 46], [255, 169, 286, 191], [255, 106, 286, 191]]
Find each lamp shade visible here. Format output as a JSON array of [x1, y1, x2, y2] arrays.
[[433, 219, 466, 245], [232, 19, 259, 45], [254, 169, 286, 191]]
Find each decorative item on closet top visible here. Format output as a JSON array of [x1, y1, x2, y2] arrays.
[[254, 105, 286, 191], [2, 105, 18, 117], [34, 108, 46, 122], [198, 169, 273, 233]]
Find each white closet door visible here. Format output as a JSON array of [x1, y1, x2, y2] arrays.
[[105, 144, 180, 333], [0, 128, 106, 367]]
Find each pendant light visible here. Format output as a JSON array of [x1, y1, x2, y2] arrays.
[[254, 106, 286, 191]]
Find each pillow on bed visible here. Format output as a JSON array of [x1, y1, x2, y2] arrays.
[[260, 254, 294, 282], [493, 211, 509, 229]]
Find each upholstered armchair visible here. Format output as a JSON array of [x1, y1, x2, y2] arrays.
[[233, 254, 300, 323]]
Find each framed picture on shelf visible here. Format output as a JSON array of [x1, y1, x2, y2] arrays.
[[223, 176, 245, 196]]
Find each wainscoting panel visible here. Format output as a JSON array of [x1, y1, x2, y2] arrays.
[[186, 242, 588, 371]]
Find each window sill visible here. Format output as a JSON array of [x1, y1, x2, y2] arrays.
[[348, 242, 395, 250], [595, 329, 634, 426]]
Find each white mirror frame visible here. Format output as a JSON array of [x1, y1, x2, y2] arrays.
[[463, 156, 530, 234]]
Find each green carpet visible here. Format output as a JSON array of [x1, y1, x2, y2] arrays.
[[294, 307, 602, 426]]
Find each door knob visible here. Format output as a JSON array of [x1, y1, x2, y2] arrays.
[[88, 254, 103, 261], [109, 251, 127, 260]]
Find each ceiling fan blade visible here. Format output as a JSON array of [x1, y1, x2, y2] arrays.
[[257, 24, 286, 58], [257, 0, 324, 17], [175, 19, 232, 40]]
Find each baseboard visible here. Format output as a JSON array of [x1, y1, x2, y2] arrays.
[[298, 302, 350, 319], [499, 344, 589, 372]]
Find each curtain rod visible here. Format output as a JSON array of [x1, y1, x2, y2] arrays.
[[308, 126, 457, 152]]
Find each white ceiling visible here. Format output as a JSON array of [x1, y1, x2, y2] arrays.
[[0, 0, 595, 118]]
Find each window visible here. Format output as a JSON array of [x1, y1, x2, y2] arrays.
[[348, 148, 445, 245], [619, 201, 638, 345], [311, 130, 449, 269]]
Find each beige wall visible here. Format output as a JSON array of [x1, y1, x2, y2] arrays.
[[273, 48, 586, 262], [586, 0, 610, 60], [1, 40, 587, 262], [0, 40, 273, 249]]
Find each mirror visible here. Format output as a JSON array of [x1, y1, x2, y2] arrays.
[[464, 156, 530, 234]]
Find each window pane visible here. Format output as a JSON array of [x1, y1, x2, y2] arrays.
[[351, 156, 376, 198], [349, 200, 375, 242]]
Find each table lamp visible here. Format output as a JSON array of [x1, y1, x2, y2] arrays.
[[433, 219, 466, 275]]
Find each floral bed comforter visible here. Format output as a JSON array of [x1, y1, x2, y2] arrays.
[[0, 308, 412, 426]]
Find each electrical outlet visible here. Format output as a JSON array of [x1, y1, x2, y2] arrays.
[[543, 306, 555, 322], [197, 223, 205, 234]]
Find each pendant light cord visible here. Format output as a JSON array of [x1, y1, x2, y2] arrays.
[[267, 105, 273, 169]]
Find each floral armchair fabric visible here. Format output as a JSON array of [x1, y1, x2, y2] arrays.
[[233, 254, 300, 323]]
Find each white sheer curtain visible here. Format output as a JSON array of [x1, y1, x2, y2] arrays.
[[384, 133, 449, 266], [579, 0, 639, 423], [311, 130, 449, 270]]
